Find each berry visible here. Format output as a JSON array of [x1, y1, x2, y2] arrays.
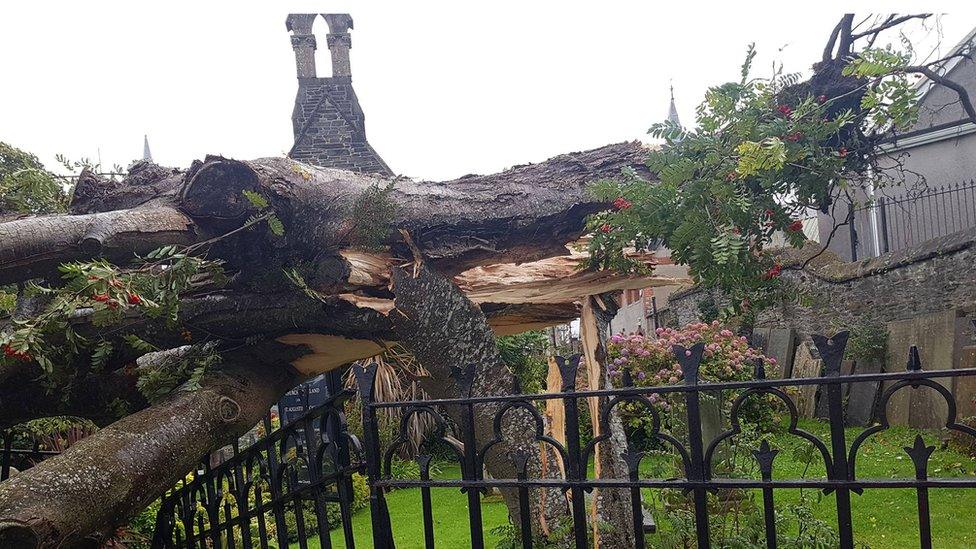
[[764, 209, 775, 217], [788, 219, 804, 232], [612, 197, 632, 210], [817, 95, 827, 103], [762, 263, 783, 280], [599, 223, 612, 234], [93, 293, 110, 303], [107, 300, 119, 310], [838, 147, 849, 158], [776, 104, 793, 117], [127, 293, 142, 305]]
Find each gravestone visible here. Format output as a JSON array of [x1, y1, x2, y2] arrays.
[[791, 342, 822, 418], [765, 329, 797, 379], [752, 328, 771, 355], [952, 317, 976, 419], [277, 374, 335, 481], [883, 311, 958, 428], [845, 358, 883, 426]]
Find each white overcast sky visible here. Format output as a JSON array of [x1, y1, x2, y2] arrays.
[[1, 2, 973, 180]]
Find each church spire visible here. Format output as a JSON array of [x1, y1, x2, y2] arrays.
[[143, 135, 153, 162], [667, 82, 681, 127]]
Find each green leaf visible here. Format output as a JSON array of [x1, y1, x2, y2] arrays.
[[124, 334, 157, 353], [267, 214, 285, 237], [242, 189, 269, 209], [91, 339, 114, 371], [735, 137, 786, 177]]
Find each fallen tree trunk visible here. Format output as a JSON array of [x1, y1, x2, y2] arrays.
[[0, 354, 299, 548], [0, 142, 656, 544], [0, 142, 650, 285], [388, 263, 570, 535]]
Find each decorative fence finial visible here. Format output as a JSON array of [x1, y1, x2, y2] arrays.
[[811, 331, 849, 376], [555, 354, 582, 392], [672, 343, 705, 384]]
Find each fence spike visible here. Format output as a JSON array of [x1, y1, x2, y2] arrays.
[[811, 331, 849, 376], [352, 361, 378, 402], [554, 354, 582, 392], [450, 363, 478, 398], [906, 345, 922, 371], [672, 342, 705, 384]]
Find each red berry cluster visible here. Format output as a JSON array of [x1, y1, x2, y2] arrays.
[[2, 344, 31, 362], [838, 147, 848, 158], [776, 104, 793, 117], [612, 197, 632, 210], [762, 263, 783, 280], [91, 290, 142, 309], [599, 223, 612, 234], [787, 219, 804, 232], [817, 95, 828, 103]]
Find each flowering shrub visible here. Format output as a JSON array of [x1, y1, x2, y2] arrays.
[[607, 321, 777, 388], [607, 321, 782, 439]]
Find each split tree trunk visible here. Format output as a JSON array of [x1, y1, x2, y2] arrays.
[[388, 264, 570, 536]]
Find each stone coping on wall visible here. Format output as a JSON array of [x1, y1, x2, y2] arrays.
[[669, 225, 976, 302]]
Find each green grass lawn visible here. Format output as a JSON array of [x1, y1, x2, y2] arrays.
[[291, 420, 976, 548], [292, 464, 509, 549]]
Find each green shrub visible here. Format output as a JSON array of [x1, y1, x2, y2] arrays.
[[278, 472, 369, 542]]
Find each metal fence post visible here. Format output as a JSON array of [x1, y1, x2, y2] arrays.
[[453, 363, 485, 549], [556, 354, 588, 549], [675, 343, 710, 549], [354, 362, 396, 549], [878, 197, 890, 254], [812, 332, 854, 549], [1, 431, 11, 481]]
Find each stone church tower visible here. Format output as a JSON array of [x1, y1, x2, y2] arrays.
[[285, 13, 393, 175]]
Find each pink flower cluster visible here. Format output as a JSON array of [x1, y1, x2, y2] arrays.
[[606, 321, 776, 389]]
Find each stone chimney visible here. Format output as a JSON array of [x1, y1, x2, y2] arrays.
[[286, 13, 392, 176], [322, 14, 354, 78], [286, 14, 318, 78]]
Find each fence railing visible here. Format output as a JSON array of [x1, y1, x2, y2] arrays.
[[151, 390, 363, 549], [153, 332, 976, 549], [850, 180, 976, 260], [0, 433, 61, 481]]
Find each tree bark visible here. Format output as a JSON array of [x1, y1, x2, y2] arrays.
[[0, 142, 649, 285], [580, 295, 636, 547], [0, 355, 299, 548], [387, 263, 570, 537]]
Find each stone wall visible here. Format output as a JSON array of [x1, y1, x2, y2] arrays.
[[668, 228, 976, 425], [670, 227, 976, 337]]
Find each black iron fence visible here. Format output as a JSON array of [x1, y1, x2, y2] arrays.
[[153, 332, 976, 549], [0, 432, 61, 481], [850, 180, 976, 260], [151, 388, 363, 549]]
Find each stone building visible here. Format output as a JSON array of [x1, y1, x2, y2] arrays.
[[285, 13, 393, 176], [819, 26, 976, 261]]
